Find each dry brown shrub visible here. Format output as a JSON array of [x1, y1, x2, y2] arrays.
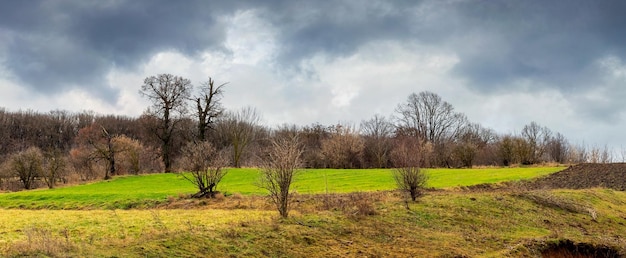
[[320, 192, 379, 219], [231, 193, 244, 200], [6, 226, 73, 257], [214, 193, 225, 201]]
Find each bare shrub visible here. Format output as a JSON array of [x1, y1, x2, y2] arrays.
[[258, 135, 303, 218], [393, 167, 427, 202], [177, 141, 228, 198], [7, 226, 73, 257], [321, 192, 379, 219], [391, 137, 429, 202]]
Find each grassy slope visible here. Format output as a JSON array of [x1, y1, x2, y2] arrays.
[[0, 189, 625, 257], [0, 167, 563, 209]]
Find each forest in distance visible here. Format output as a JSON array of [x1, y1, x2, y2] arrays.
[[0, 74, 617, 192]]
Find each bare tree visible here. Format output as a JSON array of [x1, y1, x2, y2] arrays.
[[452, 123, 495, 167], [218, 107, 261, 167], [258, 135, 303, 218], [76, 124, 125, 180], [396, 91, 467, 143], [178, 141, 229, 198], [547, 132, 569, 163], [360, 115, 394, 168], [589, 144, 612, 163], [321, 124, 365, 168], [521, 121, 552, 164], [140, 74, 192, 172], [566, 142, 588, 164], [69, 146, 101, 181], [41, 149, 68, 188], [192, 77, 226, 141], [113, 135, 144, 175], [9, 147, 43, 189], [299, 123, 330, 168], [395, 91, 467, 167], [497, 135, 517, 166]]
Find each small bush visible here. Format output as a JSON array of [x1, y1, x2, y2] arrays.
[[214, 193, 225, 201], [6, 226, 73, 257], [320, 192, 379, 219], [393, 167, 428, 201]]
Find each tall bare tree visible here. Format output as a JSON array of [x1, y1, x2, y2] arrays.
[[76, 124, 125, 180], [258, 135, 303, 218], [41, 149, 68, 188], [321, 124, 364, 168], [9, 147, 43, 189], [521, 121, 552, 164], [218, 107, 261, 167], [140, 74, 192, 172], [396, 91, 467, 144], [453, 123, 493, 168], [360, 115, 394, 168], [193, 77, 226, 141], [547, 132, 569, 163], [395, 91, 467, 167]]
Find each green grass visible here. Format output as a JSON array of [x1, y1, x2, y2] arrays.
[[0, 167, 564, 209]]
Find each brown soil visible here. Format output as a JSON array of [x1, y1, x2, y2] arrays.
[[540, 239, 622, 258], [528, 163, 626, 191]]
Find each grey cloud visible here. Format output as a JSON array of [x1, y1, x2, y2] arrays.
[[2, 0, 626, 124], [0, 0, 237, 101], [258, 0, 626, 96], [258, 0, 420, 67], [447, 1, 626, 91]]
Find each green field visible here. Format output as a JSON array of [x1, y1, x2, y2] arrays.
[[1, 166, 625, 257], [0, 167, 563, 209]]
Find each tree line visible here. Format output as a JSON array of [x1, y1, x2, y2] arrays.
[[0, 74, 615, 191]]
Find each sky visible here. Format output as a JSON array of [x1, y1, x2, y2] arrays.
[[1, 0, 626, 152]]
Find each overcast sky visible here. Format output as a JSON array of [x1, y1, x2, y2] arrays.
[[1, 0, 626, 150]]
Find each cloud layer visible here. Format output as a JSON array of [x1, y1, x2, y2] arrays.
[[1, 0, 626, 148]]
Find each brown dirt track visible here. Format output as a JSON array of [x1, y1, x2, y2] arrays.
[[528, 163, 626, 191]]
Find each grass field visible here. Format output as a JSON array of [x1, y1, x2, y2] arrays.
[[1, 166, 625, 257], [0, 167, 563, 209], [0, 189, 625, 257]]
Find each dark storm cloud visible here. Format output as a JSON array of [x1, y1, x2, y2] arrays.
[[258, 0, 626, 123], [256, 0, 420, 68], [255, 0, 626, 92], [0, 0, 237, 101], [2, 0, 626, 120], [446, 1, 626, 92]]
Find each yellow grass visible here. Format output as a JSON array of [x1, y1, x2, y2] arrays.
[[1, 189, 625, 257]]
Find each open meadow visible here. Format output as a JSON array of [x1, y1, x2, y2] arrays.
[[0, 167, 562, 209], [1, 166, 626, 257]]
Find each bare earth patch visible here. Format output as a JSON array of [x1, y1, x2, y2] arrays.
[[528, 163, 626, 190]]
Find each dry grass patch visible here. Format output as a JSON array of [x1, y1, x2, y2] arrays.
[[1, 189, 626, 257]]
